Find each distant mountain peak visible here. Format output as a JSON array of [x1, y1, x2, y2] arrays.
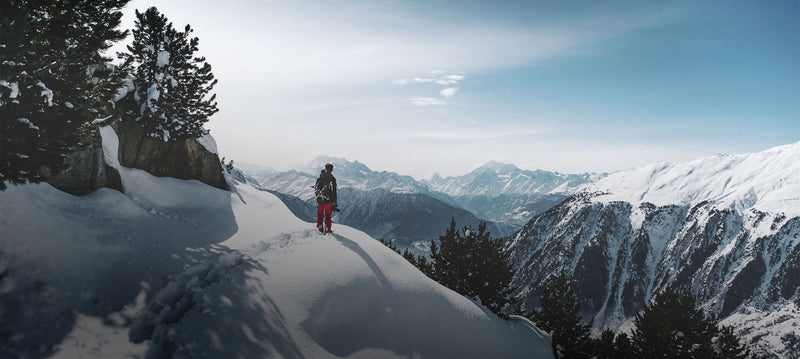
[[305, 155, 372, 175], [474, 160, 519, 174]]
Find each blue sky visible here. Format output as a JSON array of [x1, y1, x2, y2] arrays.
[[116, 0, 798, 179]]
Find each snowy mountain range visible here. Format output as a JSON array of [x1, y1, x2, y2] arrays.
[[505, 142, 800, 357], [244, 156, 597, 245], [425, 160, 597, 197], [425, 161, 599, 226], [0, 127, 552, 358]]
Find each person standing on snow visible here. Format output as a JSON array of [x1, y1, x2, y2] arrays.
[[314, 163, 338, 233]]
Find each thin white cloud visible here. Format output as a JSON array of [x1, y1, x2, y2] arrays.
[[440, 87, 458, 98], [391, 79, 410, 85], [435, 79, 459, 85], [409, 97, 447, 106], [413, 77, 436, 83], [411, 73, 464, 86]]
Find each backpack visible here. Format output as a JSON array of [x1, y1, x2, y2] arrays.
[[315, 176, 333, 203]]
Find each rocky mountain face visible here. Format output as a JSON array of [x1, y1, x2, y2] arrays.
[[505, 143, 800, 357]]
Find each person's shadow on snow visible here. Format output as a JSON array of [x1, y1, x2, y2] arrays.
[[330, 234, 390, 288]]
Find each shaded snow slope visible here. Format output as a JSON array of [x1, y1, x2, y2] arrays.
[[586, 142, 800, 215], [0, 127, 551, 358]]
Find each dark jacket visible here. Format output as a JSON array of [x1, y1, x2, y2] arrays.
[[314, 171, 337, 204]]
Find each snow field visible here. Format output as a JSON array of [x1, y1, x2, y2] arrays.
[[0, 128, 552, 358]]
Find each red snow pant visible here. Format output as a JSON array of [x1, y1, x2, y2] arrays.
[[317, 203, 333, 233]]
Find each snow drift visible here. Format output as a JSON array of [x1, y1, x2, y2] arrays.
[[0, 127, 551, 358]]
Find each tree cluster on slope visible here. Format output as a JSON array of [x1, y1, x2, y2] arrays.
[[1, 2, 218, 191], [528, 272, 752, 359], [381, 218, 516, 317], [0, 0, 128, 190]]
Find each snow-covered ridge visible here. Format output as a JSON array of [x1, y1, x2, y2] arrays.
[[0, 127, 552, 358], [586, 142, 800, 215]]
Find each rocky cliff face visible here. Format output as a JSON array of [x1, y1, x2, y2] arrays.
[[505, 143, 800, 357], [508, 195, 799, 316], [115, 119, 227, 190]]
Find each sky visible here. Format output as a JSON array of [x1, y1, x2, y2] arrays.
[[112, 0, 799, 180]]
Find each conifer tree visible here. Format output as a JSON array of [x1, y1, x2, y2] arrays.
[[614, 332, 636, 359], [428, 218, 515, 316], [529, 270, 593, 358], [429, 218, 463, 291], [632, 286, 718, 358], [594, 328, 616, 359], [119, 6, 218, 142], [1, 0, 128, 190], [467, 222, 515, 315]]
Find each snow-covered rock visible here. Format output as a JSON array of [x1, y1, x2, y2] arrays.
[[114, 119, 227, 190]]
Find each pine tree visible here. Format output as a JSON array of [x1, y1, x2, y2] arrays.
[[1, 0, 128, 190], [595, 328, 616, 359], [467, 222, 515, 315], [429, 218, 462, 291], [428, 218, 516, 316], [119, 6, 218, 142], [614, 332, 636, 359], [529, 270, 593, 359], [632, 286, 718, 358]]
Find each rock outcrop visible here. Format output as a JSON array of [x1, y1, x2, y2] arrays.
[[42, 129, 122, 195], [114, 119, 227, 190]]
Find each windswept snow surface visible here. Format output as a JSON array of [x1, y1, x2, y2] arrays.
[[586, 142, 800, 215], [0, 128, 551, 358]]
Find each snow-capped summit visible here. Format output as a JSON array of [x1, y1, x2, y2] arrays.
[[474, 160, 520, 175], [586, 141, 800, 215]]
